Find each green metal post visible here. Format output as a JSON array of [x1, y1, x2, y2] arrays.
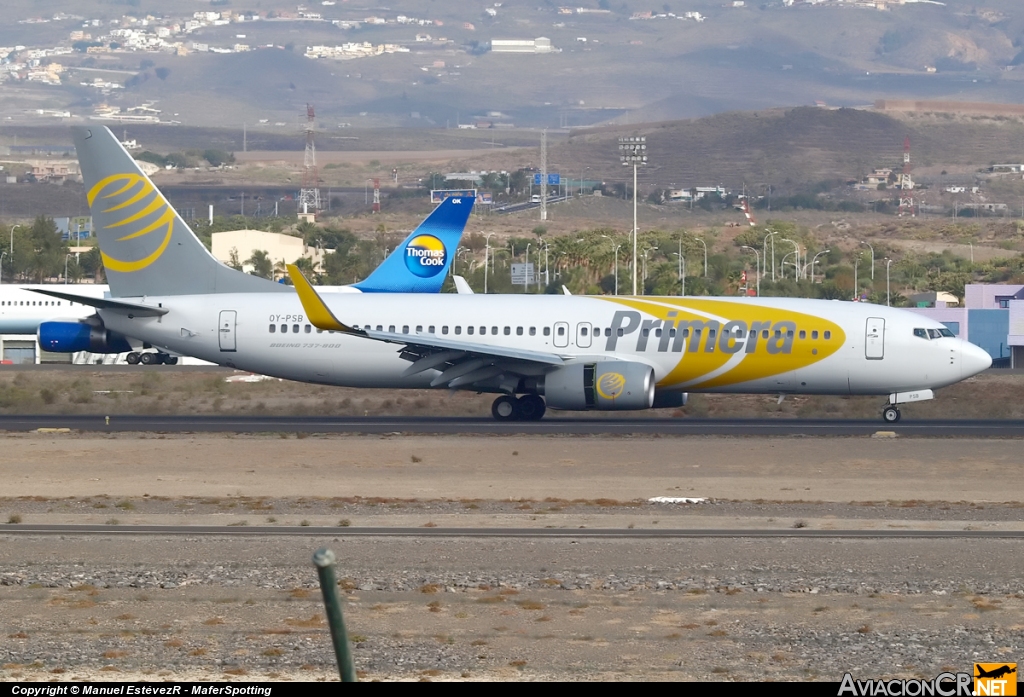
[[313, 547, 358, 682]]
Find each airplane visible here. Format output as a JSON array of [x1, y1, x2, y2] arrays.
[[20, 182, 475, 365], [975, 665, 1016, 680], [40, 125, 992, 422]]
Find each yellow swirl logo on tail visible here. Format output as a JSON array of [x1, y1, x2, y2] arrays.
[[88, 173, 175, 273]]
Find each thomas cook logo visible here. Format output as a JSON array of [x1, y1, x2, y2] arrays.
[[975, 664, 1016, 696], [88, 173, 175, 273], [404, 234, 447, 278], [596, 372, 627, 400]]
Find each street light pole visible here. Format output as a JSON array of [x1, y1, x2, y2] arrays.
[[886, 258, 893, 306], [741, 246, 760, 297], [619, 135, 648, 295], [525, 243, 531, 293], [854, 254, 859, 301], [781, 238, 799, 280], [861, 241, 874, 280], [64, 253, 70, 285], [673, 251, 685, 296], [0, 251, 5, 284], [810, 250, 829, 284], [613, 244, 621, 296], [483, 232, 494, 294], [763, 230, 777, 282]]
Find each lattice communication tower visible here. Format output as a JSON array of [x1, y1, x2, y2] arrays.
[[299, 103, 322, 214]]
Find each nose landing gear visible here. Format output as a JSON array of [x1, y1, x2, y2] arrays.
[[491, 394, 546, 421], [882, 406, 901, 423]]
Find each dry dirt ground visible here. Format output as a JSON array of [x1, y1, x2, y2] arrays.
[[2, 369, 1024, 420], [0, 433, 1023, 682]]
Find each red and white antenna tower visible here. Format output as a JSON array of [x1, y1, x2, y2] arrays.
[[898, 135, 915, 218], [741, 198, 757, 227], [298, 103, 321, 215]]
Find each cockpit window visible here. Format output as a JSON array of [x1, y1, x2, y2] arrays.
[[939, 328, 955, 338], [928, 329, 942, 340], [913, 328, 928, 340]]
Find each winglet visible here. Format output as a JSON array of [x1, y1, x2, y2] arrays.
[[286, 264, 359, 333]]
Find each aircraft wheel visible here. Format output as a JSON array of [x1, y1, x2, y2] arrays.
[[163, 355, 178, 365], [126, 352, 141, 365], [882, 406, 901, 423], [140, 352, 158, 365], [516, 394, 546, 421], [491, 395, 518, 421]]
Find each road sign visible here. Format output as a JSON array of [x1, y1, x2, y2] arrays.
[[511, 263, 535, 285], [532, 173, 560, 186]]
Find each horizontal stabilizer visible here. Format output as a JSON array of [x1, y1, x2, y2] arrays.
[[28, 288, 168, 316]]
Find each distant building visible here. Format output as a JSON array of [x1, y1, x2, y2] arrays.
[[491, 37, 554, 53], [211, 230, 329, 278]]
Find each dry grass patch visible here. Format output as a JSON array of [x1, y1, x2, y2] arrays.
[[419, 584, 440, 594], [284, 615, 324, 628], [102, 650, 127, 659], [202, 617, 225, 626], [971, 597, 1003, 612], [516, 600, 545, 610]]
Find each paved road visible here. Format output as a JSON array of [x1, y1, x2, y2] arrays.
[[5, 524, 1024, 539], [4, 414, 1024, 436]]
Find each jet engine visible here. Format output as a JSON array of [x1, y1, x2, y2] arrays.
[[542, 361, 655, 411], [38, 321, 133, 354]]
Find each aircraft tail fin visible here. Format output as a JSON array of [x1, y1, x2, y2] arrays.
[[353, 195, 474, 293], [72, 126, 287, 298]]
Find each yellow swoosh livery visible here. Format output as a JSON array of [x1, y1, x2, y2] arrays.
[[602, 297, 846, 390], [88, 173, 175, 273]]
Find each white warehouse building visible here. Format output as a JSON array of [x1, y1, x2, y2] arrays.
[[491, 37, 554, 53]]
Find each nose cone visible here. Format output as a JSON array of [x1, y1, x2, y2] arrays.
[[961, 340, 992, 379]]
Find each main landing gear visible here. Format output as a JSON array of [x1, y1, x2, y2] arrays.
[[491, 394, 546, 422], [126, 352, 178, 366]]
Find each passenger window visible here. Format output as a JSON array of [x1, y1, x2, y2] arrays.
[[761, 330, 769, 339], [774, 329, 781, 338], [824, 331, 831, 340], [504, 327, 510, 335], [708, 329, 717, 340], [787, 330, 794, 338], [529, 327, 536, 336], [913, 328, 928, 339], [670, 328, 676, 337], [799, 330, 806, 339], [280, 324, 287, 333], [455, 326, 462, 335], [292, 324, 299, 333], [317, 329, 323, 334], [416, 325, 422, 333], [468, 326, 475, 335], [305, 325, 311, 333], [442, 326, 449, 335], [480, 326, 486, 335], [544, 327, 551, 336], [605, 328, 611, 337], [682, 328, 690, 337], [642, 328, 649, 338], [652, 328, 659, 338], [269, 324, 276, 333], [388, 325, 395, 333], [492, 326, 498, 335], [516, 327, 523, 336], [811, 330, 818, 340], [429, 325, 435, 333], [557, 326, 566, 336]]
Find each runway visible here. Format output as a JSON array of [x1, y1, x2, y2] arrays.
[[4, 414, 1024, 436], [5, 524, 1024, 539]]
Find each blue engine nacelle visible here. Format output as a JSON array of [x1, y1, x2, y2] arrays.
[[38, 321, 133, 354]]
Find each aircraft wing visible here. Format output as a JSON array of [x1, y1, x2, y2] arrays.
[[287, 264, 565, 390], [27, 288, 169, 317]]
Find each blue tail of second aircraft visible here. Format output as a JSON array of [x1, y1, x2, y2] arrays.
[[354, 195, 475, 293]]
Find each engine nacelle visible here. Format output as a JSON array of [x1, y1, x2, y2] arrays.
[[38, 321, 133, 354], [543, 361, 655, 411]]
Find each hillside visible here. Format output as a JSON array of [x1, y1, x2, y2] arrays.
[[559, 107, 1024, 189]]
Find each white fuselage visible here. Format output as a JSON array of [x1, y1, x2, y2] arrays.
[[0, 285, 109, 334], [98, 293, 991, 396]]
